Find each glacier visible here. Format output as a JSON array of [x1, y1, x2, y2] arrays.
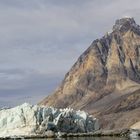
[[0, 103, 99, 137]]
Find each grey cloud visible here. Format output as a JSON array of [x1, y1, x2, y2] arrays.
[[0, 68, 63, 107], [0, 0, 140, 107]]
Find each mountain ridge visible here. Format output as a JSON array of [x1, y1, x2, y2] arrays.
[[40, 17, 140, 129]]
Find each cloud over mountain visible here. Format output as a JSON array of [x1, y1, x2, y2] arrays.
[[1, 0, 140, 107]]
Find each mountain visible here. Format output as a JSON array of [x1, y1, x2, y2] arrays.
[[40, 17, 140, 129]]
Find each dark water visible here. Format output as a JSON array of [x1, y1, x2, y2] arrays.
[[27, 136, 140, 140]]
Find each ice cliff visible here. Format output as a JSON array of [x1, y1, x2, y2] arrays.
[[0, 103, 99, 137]]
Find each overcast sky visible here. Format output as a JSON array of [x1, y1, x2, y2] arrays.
[[0, 0, 140, 107]]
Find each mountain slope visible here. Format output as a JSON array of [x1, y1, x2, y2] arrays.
[[40, 17, 140, 129]]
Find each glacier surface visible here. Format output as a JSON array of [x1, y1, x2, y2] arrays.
[[0, 103, 99, 137]]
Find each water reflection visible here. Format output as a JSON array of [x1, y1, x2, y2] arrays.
[[63, 137, 129, 140], [27, 137, 132, 140]]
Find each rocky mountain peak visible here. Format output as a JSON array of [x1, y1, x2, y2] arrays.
[[40, 18, 140, 129], [112, 17, 138, 33]]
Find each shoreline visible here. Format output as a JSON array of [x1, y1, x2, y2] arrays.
[[0, 129, 139, 139]]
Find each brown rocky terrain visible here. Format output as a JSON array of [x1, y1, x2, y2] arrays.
[[40, 17, 140, 129]]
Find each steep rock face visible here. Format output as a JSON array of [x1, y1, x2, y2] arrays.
[[40, 17, 140, 129], [0, 103, 99, 137]]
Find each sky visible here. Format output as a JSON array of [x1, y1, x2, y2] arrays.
[[0, 0, 140, 107]]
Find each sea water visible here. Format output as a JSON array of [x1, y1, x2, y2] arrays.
[[25, 136, 140, 140]]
